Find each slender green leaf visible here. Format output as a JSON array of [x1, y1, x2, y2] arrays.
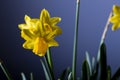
[[40, 60, 51, 80], [77, 77, 80, 80], [100, 43, 107, 80], [86, 51, 92, 75], [82, 60, 90, 80], [111, 67, 120, 80], [90, 62, 99, 80], [30, 72, 34, 80], [44, 56, 54, 80], [68, 72, 72, 80], [92, 57, 95, 72], [0, 61, 12, 80], [107, 66, 111, 80], [58, 67, 71, 80], [21, 72, 26, 80]]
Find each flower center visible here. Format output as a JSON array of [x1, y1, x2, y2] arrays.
[[44, 23, 52, 33]]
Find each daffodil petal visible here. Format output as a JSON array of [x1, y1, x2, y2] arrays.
[[113, 5, 120, 15], [112, 24, 120, 31], [30, 18, 39, 23], [40, 9, 50, 23], [43, 23, 52, 33], [25, 15, 31, 25], [53, 26, 62, 35], [110, 15, 120, 23], [46, 30, 57, 40], [18, 24, 28, 30], [48, 39, 59, 47], [21, 29, 35, 40], [50, 17, 61, 26], [37, 21, 45, 37], [23, 40, 34, 49], [29, 19, 40, 34], [46, 27, 62, 40]]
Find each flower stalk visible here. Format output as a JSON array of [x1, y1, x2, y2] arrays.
[[46, 48, 55, 80], [97, 11, 113, 62], [72, 0, 80, 79], [47, 48, 53, 69], [101, 11, 113, 44]]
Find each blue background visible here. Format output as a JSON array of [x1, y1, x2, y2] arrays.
[[0, 0, 120, 80]]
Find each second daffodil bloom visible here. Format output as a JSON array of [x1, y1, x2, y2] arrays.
[[109, 5, 120, 31], [18, 9, 62, 56]]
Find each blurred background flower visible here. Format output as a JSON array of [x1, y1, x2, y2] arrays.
[[109, 5, 120, 31]]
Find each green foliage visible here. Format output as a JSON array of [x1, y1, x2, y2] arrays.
[[21, 73, 27, 80], [111, 68, 120, 80], [1, 43, 120, 80], [57, 42, 120, 80], [58, 67, 71, 80], [82, 60, 90, 80], [40, 59, 52, 80], [79, 42, 120, 80], [0, 61, 13, 80], [100, 43, 107, 80]]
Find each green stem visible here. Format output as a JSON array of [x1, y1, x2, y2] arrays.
[[72, 0, 80, 80], [97, 11, 113, 61], [101, 11, 113, 44], [46, 48, 54, 80], [47, 48, 53, 70], [0, 61, 12, 80]]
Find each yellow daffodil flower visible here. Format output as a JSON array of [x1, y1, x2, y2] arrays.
[[18, 9, 62, 56], [109, 5, 120, 31]]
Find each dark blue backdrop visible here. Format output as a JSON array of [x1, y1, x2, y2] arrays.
[[0, 0, 120, 80]]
